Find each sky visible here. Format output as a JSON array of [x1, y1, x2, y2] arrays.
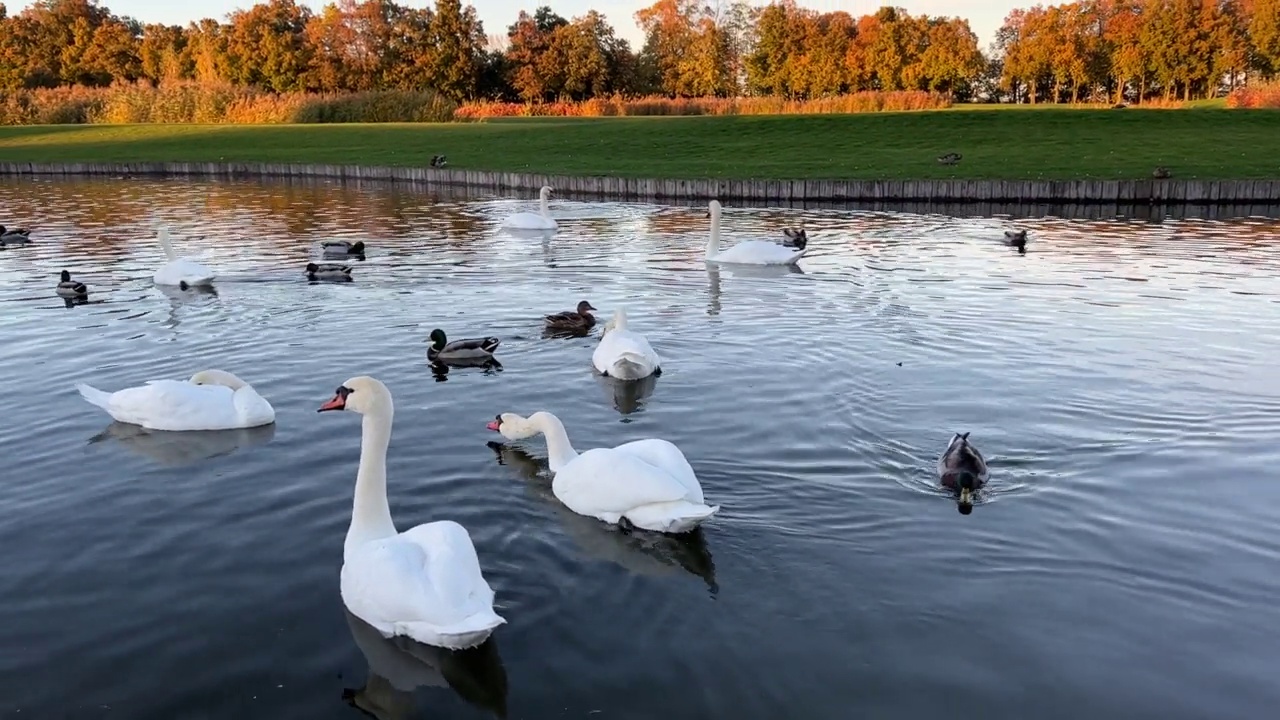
[[13, 1, 1020, 52]]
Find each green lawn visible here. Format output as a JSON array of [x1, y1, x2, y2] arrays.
[[1, 108, 1278, 180]]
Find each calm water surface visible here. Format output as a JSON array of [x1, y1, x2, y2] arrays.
[[2, 177, 1279, 720]]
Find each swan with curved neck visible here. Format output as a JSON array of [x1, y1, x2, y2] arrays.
[[76, 368, 274, 431], [486, 411, 718, 533], [320, 376, 505, 649], [501, 186, 558, 231], [153, 225, 216, 287], [704, 200, 806, 266]]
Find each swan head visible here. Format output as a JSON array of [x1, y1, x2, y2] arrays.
[[705, 199, 722, 219], [486, 412, 542, 441], [318, 375, 392, 416], [539, 186, 553, 201], [189, 369, 248, 390]]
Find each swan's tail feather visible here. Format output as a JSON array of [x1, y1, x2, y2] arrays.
[[76, 383, 113, 411], [628, 501, 720, 534], [610, 354, 654, 380], [404, 608, 506, 649]]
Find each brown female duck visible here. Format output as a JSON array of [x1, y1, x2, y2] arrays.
[[937, 432, 989, 514], [544, 300, 598, 333]]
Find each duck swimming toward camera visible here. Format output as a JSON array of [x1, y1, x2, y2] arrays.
[[938, 432, 989, 514], [427, 329, 500, 362], [1003, 229, 1027, 251]]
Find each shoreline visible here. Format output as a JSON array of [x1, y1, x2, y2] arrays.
[[2, 162, 1279, 204]]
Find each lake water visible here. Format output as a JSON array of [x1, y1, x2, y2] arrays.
[[2, 177, 1280, 720]]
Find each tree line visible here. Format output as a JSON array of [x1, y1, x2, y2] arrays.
[[2, 0, 1279, 105]]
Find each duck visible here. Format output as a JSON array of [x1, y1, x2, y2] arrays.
[[487, 411, 718, 533], [319, 376, 506, 650], [1152, 166, 1171, 179], [938, 432, 989, 515], [152, 226, 215, 287], [501, 186, 557, 231], [782, 227, 807, 250], [937, 152, 962, 165], [544, 300, 597, 333], [323, 240, 367, 257], [427, 329, 500, 362], [1003, 229, 1028, 251], [704, 200, 806, 266], [429, 154, 449, 168], [76, 369, 275, 431], [55, 270, 88, 299], [306, 262, 353, 281], [0, 225, 31, 244], [592, 308, 661, 380]]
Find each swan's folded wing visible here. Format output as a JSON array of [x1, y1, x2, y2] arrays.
[[556, 448, 692, 515], [110, 381, 239, 430], [593, 329, 660, 371], [613, 439, 702, 502], [345, 523, 493, 627]]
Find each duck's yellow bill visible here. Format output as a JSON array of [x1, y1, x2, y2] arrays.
[[959, 487, 972, 505]]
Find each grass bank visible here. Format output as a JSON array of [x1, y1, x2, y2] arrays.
[[2, 108, 1279, 180]]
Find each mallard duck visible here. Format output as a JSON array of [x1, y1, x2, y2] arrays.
[[56, 270, 88, 298], [430, 154, 448, 167], [0, 225, 31, 244], [427, 329, 500, 362], [938, 432, 989, 514], [322, 240, 366, 256], [782, 228, 807, 250], [544, 300, 597, 333], [1152, 166, 1171, 179], [1003, 229, 1027, 250], [937, 152, 962, 165], [306, 262, 352, 281]]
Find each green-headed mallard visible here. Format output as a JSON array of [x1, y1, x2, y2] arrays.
[[56, 270, 88, 298], [782, 228, 807, 250], [427, 328, 500, 362], [1003, 229, 1027, 251], [0, 225, 31, 244], [544, 300, 597, 333], [938, 432, 989, 514], [306, 262, 352, 281], [322, 240, 366, 256]]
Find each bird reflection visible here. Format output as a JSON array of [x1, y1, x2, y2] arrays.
[[428, 357, 504, 382], [62, 296, 90, 309], [541, 326, 593, 340], [594, 371, 659, 415], [342, 609, 508, 720], [155, 282, 219, 303], [705, 266, 721, 316], [87, 421, 276, 467], [487, 441, 718, 596]]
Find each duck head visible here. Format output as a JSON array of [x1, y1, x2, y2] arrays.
[[428, 328, 448, 350], [576, 300, 597, 316]]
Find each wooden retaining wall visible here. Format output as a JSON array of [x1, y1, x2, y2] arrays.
[[1, 161, 1277, 204]]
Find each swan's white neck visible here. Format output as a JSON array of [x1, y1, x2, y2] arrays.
[[705, 211, 721, 259], [346, 407, 397, 559], [158, 229, 178, 262], [539, 192, 550, 219], [531, 412, 578, 473]]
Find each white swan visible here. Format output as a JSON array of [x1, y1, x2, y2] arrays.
[[704, 200, 806, 266], [320, 376, 505, 650], [76, 369, 275, 431], [153, 226, 215, 287], [592, 308, 661, 380], [501, 186, 557, 231], [486, 411, 718, 533]]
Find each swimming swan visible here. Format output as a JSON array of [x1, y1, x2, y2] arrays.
[[320, 376, 505, 650], [704, 200, 806, 266], [152, 226, 215, 287], [76, 369, 275, 431], [486, 411, 718, 533], [501, 186, 557, 231], [592, 308, 661, 380]]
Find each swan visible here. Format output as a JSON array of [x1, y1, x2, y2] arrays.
[[501, 186, 557, 231], [938, 431, 989, 515], [153, 226, 215, 287], [76, 369, 275, 431], [704, 200, 806, 266], [486, 411, 718, 533], [592, 308, 661, 380], [56, 270, 88, 298], [319, 376, 505, 650]]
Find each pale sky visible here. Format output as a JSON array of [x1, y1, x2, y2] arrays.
[[13, 1, 1018, 52]]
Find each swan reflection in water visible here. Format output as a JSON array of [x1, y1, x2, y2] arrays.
[[487, 441, 718, 596], [706, 262, 803, 316], [343, 609, 508, 720], [428, 356, 504, 382], [86, 421, 276, 467], [593, 370, 659, 415]]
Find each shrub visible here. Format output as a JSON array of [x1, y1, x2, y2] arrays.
[[1226, 83, 1280, 109], [453, 91, 951, 120]]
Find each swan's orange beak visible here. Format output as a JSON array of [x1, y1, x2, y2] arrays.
[[486, 420, 501, 431], [318, 394, 346, 412]]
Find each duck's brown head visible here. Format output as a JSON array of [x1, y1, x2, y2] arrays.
[[577, 300, 597, 315]]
